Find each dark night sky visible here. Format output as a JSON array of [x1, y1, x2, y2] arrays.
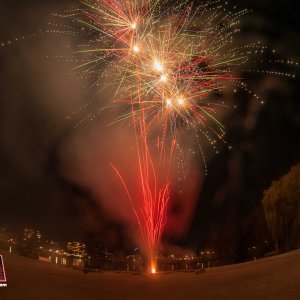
[[0, 0, 299, 252]]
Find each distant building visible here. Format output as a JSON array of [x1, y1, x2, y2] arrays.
[[36, 231, 42, 240], [20, 228, 43, 258], [43, 240, 59, 249], [67, 242, 86, 257], [23, 228, 34, 240], [0, 228, 17, 253], [23, 228, 42, 242]]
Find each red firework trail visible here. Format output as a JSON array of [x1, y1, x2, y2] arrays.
[[111, 92, 176, 272]]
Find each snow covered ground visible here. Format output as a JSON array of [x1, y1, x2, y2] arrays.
[[0, 249, 299, 300]]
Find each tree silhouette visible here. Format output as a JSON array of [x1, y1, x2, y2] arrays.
[[262, 164, 300, 251]]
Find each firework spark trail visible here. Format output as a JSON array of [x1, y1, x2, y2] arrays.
[[128, 63, 176, 271], [111, 98, 175, 272], [63, 0, 263, 271]]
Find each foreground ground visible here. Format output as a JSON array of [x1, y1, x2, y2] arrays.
[[0, 249, 299, 300]]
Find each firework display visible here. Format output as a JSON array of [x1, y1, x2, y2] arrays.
[[52, 0, 294, 272]]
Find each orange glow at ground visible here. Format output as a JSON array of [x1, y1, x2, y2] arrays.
[[150, 260, 157, 274]]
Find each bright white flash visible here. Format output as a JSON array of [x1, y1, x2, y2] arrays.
[[133, 45, 140, 52], [154, 61, 163, 72], [178, 98, 184, 105], [160, 75, 167, 82]]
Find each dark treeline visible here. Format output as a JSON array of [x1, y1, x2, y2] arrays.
[[263, 164, 300, 251]]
